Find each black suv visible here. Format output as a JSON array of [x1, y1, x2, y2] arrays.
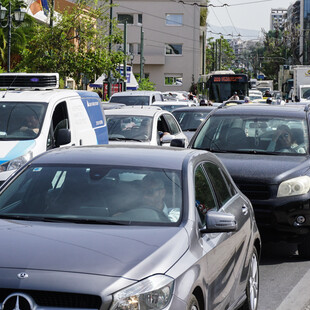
[[189, 104, 310, 258]]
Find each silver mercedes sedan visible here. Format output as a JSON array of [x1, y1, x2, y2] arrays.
[[0, 145, 261, 310]]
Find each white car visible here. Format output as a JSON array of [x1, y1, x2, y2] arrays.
[[105, 106, 189, 147], [151, 100, 193, 112]]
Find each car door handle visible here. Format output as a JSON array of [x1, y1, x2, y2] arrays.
[[242, 205, 248, 215]]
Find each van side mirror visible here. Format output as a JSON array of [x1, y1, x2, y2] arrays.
[[56, 128, 71, 147]]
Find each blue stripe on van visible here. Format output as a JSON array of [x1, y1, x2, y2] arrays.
[[77, 92, 108, 145], [0, 140, 35, 164]]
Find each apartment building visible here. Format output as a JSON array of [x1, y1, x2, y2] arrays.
[[270, 8, 287, 31], [113, 0, 206, 92]]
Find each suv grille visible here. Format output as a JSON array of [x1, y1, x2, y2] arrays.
[[235, 182, 271, 200]]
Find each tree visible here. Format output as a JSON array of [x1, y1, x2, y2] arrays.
[[136, 76, 156, 90], [0, 0, 36, 71], [205, 36, 235, 73], [17, 0, 124, 88]]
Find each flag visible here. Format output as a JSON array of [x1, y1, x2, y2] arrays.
[[29, 0, 49, 16], [29, 0, 42, 15]]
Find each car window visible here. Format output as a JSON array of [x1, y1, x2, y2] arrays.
[[203, 162, 235, 206], [0, 165, 182, 225], [106, 115, 152, 141], [195, 164, 218, 224], [192, 114, 309, 155], [163, 114, 180, 135]]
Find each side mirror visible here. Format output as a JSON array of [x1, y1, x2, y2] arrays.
[[170, 138, 185, 148], [56, 128, 71, 147], [200, 211, 237, 234], [161, 134, 175, 144]]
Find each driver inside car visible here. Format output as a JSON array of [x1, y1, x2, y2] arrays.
[[267, 124, 306, 153], [142, 175, 180, 222]]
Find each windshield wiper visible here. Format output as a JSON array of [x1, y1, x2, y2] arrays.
[[0, 214, 129, 225], [109, 137, 143, 142]]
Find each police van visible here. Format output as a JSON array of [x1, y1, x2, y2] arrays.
[[0, 73, 108, 185]]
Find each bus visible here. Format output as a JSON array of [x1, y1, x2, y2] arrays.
[[197, 71, 249, 103]]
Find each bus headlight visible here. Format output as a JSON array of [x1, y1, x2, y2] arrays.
[[277, 176, 310, 197], [111, 275, 174, 310]]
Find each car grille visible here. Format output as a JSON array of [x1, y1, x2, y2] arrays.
[[235, 181, 271, 200], [0, 289, 102, 309]]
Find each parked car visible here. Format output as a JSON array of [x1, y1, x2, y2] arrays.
[[109, 90, 164, 106], [189, 104, 310, 258], [0, 145, 261, 310], [101, 102, 126, 109], [105, 106, 188, 147], [172, 106, 216, 140]]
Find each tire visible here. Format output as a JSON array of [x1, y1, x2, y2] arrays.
[[187, 295, 200, 310], [241, 247, 259, 310], [298, 238, 310, 259]]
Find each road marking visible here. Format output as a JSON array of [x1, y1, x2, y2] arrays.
[[276, 267, 310, 310]]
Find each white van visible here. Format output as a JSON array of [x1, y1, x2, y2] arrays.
[[0, 73, 108, 185]]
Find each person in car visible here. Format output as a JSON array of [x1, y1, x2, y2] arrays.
[[229, 92, 239, 100], [142, 175, 180, 222], [267, 125, 306, 153]]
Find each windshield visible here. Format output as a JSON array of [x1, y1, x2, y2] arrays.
[[106, 115, 152, 141], [192, 115, 309, 155], [0, 165, 182, 225], [153, 104, 187, 112], [173, 110, 211, 131], [0, 102, 47, 140], [110, 95, 150, 105]]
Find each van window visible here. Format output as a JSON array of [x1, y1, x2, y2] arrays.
[[47, 101, 69, 149], [0, 102, 47, 140]]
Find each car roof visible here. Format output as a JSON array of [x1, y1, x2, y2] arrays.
[[172, 106, 216, 112], [31, 145, 210, 170], [104, 106, 166, 116], [213, 104, 307, 118], [111, 91, 162, 97]]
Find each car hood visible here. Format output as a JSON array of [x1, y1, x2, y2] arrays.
[[0, 220, 188, 280], [215, 153, 310, 184]]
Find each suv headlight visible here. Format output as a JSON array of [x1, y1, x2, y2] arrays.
[[0, 151, 33, 172], [277, 176, 310, 197], [111, 275, 174, 310]]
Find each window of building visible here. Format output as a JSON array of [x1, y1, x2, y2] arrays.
[[118, 14, 134, 25], [138, 14, 142, 24], [165, 75, 183, 86], [166, 14, 183, 26], [165, 44, 182, 55]]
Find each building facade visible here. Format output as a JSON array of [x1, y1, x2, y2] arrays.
[[270, 8, 287, 31], [113, 0, 206, 92]]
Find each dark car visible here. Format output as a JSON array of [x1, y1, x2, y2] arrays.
[[0, 145, 260, 310], [172, 106, 216, 140], [189, 104, 310, 257]]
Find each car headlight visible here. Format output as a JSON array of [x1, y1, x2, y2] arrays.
[[277, 176, 310, 197], [111, 275, 174, 310], [0, 151, 33, 172]]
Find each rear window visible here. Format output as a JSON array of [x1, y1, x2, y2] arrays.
[[110, 96, 150, 105]]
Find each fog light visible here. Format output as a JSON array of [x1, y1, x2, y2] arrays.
[[295, 215, 306, 225]]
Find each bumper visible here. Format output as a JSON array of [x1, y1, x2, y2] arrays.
[[253, 194, 310, 242]]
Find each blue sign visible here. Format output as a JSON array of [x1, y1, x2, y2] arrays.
[[257, 74, 265, 80]]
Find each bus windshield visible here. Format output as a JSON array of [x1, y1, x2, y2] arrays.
[[198, 73, 249, 103]]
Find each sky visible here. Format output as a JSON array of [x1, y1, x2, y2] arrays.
[[207, 0, 294, 39]]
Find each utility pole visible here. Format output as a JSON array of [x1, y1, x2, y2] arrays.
[[202, 31, 206, 75], [49, 0, 54, 28], [219, 38, 222, 70], [139, 27, 144, 82], [107, 0, 113, 99], [123, 21, 127, 91]]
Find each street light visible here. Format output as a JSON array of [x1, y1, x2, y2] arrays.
[[0, 1, 26, 72]]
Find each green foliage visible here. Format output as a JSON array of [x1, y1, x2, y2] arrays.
[[136, 77, 156, 90], [17, 0, 124, 88], [0, 0, 35, 71], [205, 36, 235, 73]]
